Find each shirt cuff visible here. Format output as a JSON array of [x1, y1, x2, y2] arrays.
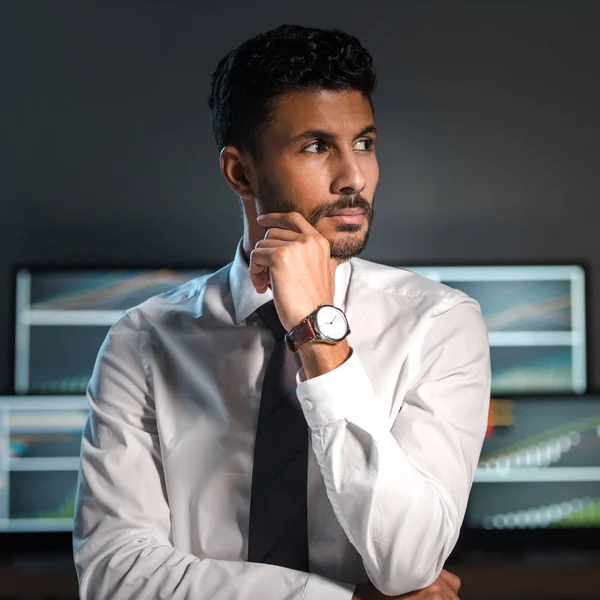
[[295, 348, 385, 430], [302, 573, 355, 600]]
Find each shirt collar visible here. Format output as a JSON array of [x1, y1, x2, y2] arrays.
[[229, 237, 352, 325]]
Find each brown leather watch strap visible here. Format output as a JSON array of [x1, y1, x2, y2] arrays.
[[284, 315, 318, 353]]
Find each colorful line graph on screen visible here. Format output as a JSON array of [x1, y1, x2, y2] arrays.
[[485, 293, 571, 332], [480, 414, 600, 469], [468, 397, 600, 529], [490, 346, 573, 394], [449, 281, 573, 332], [29, 269, 209, 310], [481, 496, 600, 529]]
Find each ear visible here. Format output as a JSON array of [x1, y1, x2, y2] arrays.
[[220, 146, 256, 199]]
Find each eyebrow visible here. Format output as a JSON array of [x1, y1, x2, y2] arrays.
[[289, 124, 378, 145]]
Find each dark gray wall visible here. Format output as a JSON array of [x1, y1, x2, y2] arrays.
[[1, 1, 599, 393]]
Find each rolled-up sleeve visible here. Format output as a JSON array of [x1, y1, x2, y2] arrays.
[[295, 297, 491, 596], [73, 309, 355, 600]]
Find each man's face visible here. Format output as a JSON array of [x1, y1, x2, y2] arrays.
[[250, 90, 379, 260]]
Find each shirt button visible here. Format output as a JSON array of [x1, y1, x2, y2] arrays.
[[302, 400, 314, 412]]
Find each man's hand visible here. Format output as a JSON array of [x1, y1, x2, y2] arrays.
[[352, 570, 461, 600], [251, 212, 336, 331]]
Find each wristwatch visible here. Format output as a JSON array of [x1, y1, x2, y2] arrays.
[[284, 304, 350, 352]]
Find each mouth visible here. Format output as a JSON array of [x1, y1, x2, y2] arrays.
[[325, 208, 365, 224]]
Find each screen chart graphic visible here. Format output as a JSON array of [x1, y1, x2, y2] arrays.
[[0, 396, 88, 532], [467, 396, 600, 529]]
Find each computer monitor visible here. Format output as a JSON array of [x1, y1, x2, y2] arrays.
[[0, 396, 88, 532], [468, 395, 600, 531], [14, 269, 212, 395], [3, 395, 597, 535], [402, 265, 586, 395], [451, 394, 600, 558], [15, 264, 586, 397]]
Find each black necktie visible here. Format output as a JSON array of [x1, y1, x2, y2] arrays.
[[247, 300, 310, 571]]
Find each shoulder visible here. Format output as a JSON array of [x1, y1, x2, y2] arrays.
[[113, 264, 232, 333], [348, 258, 489, 379], [348, 256, 477, 317]]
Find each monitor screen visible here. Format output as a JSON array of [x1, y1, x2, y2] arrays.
[[402, 266, 586, 394], [0, 396, 88, 532], [3, 394, 597, 533], [466, 395, 600, 530], [14, 269, 212, 395], [15, 264, 586, 396]]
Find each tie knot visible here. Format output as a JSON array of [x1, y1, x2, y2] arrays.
[[255, 300, 287, 340]]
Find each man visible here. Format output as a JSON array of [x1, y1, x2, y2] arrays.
[[73, 24, 490, 599]]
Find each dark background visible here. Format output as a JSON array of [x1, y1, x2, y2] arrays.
[[1, 1, 600, 598]]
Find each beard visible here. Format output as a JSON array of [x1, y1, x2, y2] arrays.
[[256, 176, 375, 260]]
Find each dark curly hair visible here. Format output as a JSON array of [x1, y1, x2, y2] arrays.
[[207, 24, 377, 159]]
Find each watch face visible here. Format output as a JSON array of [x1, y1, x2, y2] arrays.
[[315, 305, 348, 340]]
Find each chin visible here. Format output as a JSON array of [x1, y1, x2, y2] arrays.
[[327, 227, 370, 260]]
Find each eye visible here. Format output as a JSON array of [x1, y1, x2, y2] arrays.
[[355, 138, 376, 152], [302, 141, 328, 154]]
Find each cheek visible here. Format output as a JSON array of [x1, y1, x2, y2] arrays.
[[365, 158, 380, 191], [365, 156, 379, 186], [297, 165, 331, 195], [278, 159, 331, 200]]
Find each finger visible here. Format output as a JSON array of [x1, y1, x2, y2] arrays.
[[249, 247, 275, 293], [439, 569, 461, 594], [257, 211, 317, 235], [263, 227, 299, 241], [255, 238, 289, 249]]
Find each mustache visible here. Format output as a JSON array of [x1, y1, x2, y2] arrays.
[[307, 194, 373, 225]]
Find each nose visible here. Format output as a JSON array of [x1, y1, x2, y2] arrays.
[[330, 150, 367, 196]]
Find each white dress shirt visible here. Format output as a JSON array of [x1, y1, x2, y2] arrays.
[[73, 237, 491, 599]]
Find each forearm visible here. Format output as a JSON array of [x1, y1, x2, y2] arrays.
[[297, 339, 351, 380], [76, 535, 354, 600], [295, 301, 490, 596], [306, 390, 459, 596], [299, 333, 457, 591], [297, 336, 456, 589]]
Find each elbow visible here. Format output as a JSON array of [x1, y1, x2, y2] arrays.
[[369, 563, 441, 597], [365, 510, 457, 596]]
